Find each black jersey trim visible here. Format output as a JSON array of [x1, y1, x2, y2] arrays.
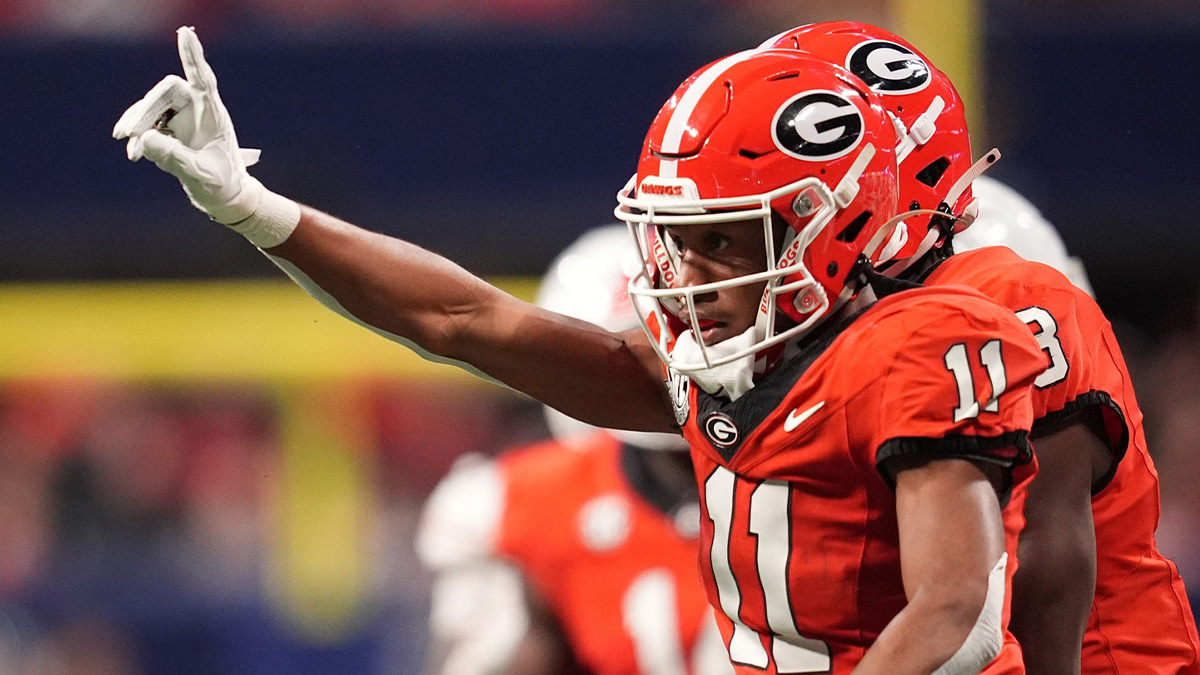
[[1032, 390, 1129, 494], [875, 430, 1032, 500]]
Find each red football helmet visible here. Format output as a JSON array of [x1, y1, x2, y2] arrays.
[[762, 22, 993, 264], [614, 49, 900, 375]]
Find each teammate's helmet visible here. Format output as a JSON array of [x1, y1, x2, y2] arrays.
[[615, 50, 900, 374], [762, 22, 978, 260], [955, 176, 1094, 296], [537, 225, 690, 451]]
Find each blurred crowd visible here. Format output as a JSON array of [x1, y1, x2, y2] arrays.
[[0, 0, 727, 37], [0, 378, 545, 675]]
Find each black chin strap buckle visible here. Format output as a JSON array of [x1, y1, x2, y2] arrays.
[[860, 256, 924, 298]]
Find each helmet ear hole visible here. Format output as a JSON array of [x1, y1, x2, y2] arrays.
[[916, 157, 951, 187], [836, 211, 873, 243]]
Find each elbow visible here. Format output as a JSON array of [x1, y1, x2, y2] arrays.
[[409, 312, 465, 361], [1011, 523, 1096, 618], [422, 300, 494, 363], [938, 588, 1001, 649], [1012, 556, 1095, 613], [922, 595, 1003, 675], [1008, 539, 1094, 668]]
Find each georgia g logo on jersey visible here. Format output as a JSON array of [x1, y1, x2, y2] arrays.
[[846, 40, 930, 95], [704, 413, 739, 448], [772, 90, 864, 161]]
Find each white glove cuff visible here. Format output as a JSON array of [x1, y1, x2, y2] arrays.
[[226, 181, 301, 248]]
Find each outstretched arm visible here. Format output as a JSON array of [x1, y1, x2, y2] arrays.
[[113, 27, 675, 434], [269, 207, 674, 433]]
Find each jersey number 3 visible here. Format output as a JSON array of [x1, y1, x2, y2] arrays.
[[704, 467, 832, 673], [1014, 306, 1069, 388]]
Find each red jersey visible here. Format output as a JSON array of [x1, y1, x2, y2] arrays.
[[420, 433, 732, 675], [926, 246, 1200, 675], [671, 286, 1046, 675]]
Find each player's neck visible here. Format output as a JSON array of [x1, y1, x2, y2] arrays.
[[798, 285, 876, 348]]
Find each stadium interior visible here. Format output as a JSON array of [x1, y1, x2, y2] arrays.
[[1, 0, 1198, 672]]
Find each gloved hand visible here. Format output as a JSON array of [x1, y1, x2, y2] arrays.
[[113, 26, 299, 247]]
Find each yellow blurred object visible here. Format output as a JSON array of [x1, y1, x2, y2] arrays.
[[267, 381, 376, 642], [0, 278, 538, 381], [893, 0, 985, 144]]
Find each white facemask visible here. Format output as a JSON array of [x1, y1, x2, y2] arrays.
[[671, 327, 758, 402]]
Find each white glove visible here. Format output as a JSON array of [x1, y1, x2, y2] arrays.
[[113, 26, 299, 248]]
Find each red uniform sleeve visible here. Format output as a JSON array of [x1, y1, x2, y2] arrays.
[[1010, 284, 1130, 485], [853, 292, 1048, 491], [932, 250, 1131, 489]]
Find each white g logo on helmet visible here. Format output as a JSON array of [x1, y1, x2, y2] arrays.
[[846, 40, 931, 95], [772, 90, 865, 161]]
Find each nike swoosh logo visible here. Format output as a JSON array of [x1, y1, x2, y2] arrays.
[[784, 401, 825, 432]]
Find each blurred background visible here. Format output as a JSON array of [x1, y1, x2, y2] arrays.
[[1, 0, 1198, 672]]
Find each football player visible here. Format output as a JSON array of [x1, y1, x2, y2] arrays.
[[762, 21, 1200, 675], [416, 225, 733, 675], [115, 28, 1049, 674]]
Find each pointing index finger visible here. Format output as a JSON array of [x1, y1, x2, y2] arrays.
[[177, 26, 218, 92]]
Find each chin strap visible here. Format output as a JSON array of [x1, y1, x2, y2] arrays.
[[894, 96, 946, 165], [942, 148, 1002, 230], [671, 328, 758, 402], [833, 142, 877, 208], [876, 148, 1004, 278]]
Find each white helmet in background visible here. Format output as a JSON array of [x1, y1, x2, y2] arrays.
[[955, 176, 1094, 296], [537, 225, 690, 451]]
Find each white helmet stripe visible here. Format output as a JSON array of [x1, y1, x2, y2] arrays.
[[658, 49, 763, 179]]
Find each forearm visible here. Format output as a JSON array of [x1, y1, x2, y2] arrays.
[[269, 205, 502, 356], [853, 562, 1004, 675], [1009, 419, 1104, 675], [266, 206, 676, 432]]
